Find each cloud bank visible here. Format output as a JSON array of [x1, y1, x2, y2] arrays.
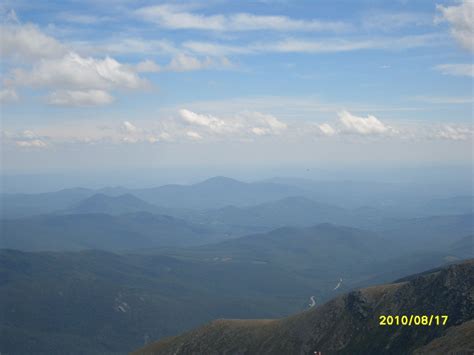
[[4, 109, 471, 150]]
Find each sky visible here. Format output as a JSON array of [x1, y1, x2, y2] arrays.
[[0, 0, 473, 184]]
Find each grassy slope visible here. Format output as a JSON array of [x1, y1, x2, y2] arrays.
[[135, 260, 474, 354]]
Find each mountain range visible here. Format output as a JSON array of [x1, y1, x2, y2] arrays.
[[1, 223, 471, 354], [2, 176, 472, 219], [1, 177, 305, 218], [2, 184, 472, 253], [134, 260, 474, 354], [1, 176, 472, 354], [0, 212, 226, 251], [62, 193, 169, 216]]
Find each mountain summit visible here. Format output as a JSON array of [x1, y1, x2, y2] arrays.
[[63, 193, 159, 215]]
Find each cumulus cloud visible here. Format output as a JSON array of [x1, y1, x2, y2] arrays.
[[2, 23, 150, 107], [0, 23, 66, 62], [436, 0, 474, 52], [120, 121, 142, 143], [47, 90, 114, 106], [11, 52, 147, 90], [122, 121, 139, 134], [4, 110, 471, 150], [180, 109, 219, 127], [135, 5, 349, 32], [244, 111, 287, 136], [434, 63, 473, 77], [0, 88, 19, 103], [179, 109, 287, 137], [318, 123, 336, 136], [179, 108, 238, 134], [338, 110, 395, 135]]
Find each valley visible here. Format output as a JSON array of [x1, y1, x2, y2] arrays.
[[0, 176, 472, 354]]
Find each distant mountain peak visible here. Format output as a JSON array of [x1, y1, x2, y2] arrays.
[[83, 193, 107, 200], [79, 193, 147, 203], [198, 176, 245, 186], [63, 193, 159, 215]]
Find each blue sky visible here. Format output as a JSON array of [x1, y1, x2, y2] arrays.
[[0, 0, 472, 176]]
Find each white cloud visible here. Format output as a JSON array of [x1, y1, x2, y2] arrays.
[[12, 52, 147, 90], [2, 23, 150, 107], [6, 130, 49, 148], [0, 88, 19, 103], [136, 55, 232, 73], [338, 110, 395, 135], [183, 34, 441, 56], [436, 0, 474, 52], [84, 38, 179, 57], [260, 38, 373, 53], [183, 41, 251, 56], [145, 131, 173, 143], [179, 108, 233, 134], [179, 109, 219, 127], [15, 139, 47, 148], [179, 109, 287, 137], [120, 121, 149, 143], [135, 59, 162, 73], [157, 132, 173, 142], [3, 112, 471, 149], [0, 23, 66, 61], [135, 5, 349, 32], [251, 127, 267, 136], [136, 5, 225, 31], [264, 34, 441, 53], [434, 63, 473, 77], [47, 90, 114, 106], [318, 123, 336, 136], [21, 130, 36, 139], [122, 136, 140, 143], [243, 111, 287, 136], [168, 54, 231, 72], [224, 13, 349, 32], [433, 125, 472, 141], [168, 54, 210, 72], [186, 131, 202, 140], [123, 121, 138, 134]]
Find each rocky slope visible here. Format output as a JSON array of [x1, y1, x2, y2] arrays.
[[134, 259, 474, 354]]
